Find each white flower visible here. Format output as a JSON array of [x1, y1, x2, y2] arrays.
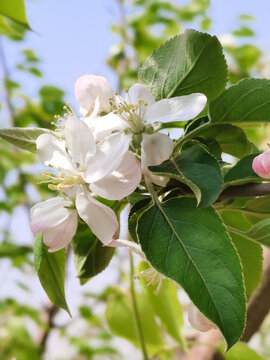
[[188, 303, 216, 332], [30, 197, 78, 252], [75, 76, 207, 185], [30, 116, 141, 251]]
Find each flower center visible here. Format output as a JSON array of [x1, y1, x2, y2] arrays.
[[110, 91, 148, 134], [42, 171, 84, 191], [135, 267, 165, 295]]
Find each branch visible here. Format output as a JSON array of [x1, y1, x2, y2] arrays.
[[218, 183, 270, 200], [35, 301, 59, 353]]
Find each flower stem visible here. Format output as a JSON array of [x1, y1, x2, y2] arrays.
[[173, 122, 210, 155], [129, 251, 148, 360]]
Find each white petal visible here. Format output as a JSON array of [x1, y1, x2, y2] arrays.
[[76, 189, 118, 245], [65, 116, 96, 168], [84, 112, 127, 142], [74, 74, 114, 115], [30, 197, 74, 233], [110, 239, 146, 259], [144, 93, 207, 124], [83, 132, 131, 183], [141, 133, 173, 168], [44, 212, 78, 252], [188, 303, 216, 332], [147, 172, 170, 187], [90, 152, 142, 200], [125, 83, 155, 106], [36, 133, 75, 172]]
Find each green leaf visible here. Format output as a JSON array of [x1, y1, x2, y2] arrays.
[[128, 198, 151, 243], [34, 234, 70, 315], [229, 219, 270, 248], [209, 79, 270, 124], [224, 154, 261, 186], [220, 342, 264, 360], [0, 0, 30, 29], [150, 144, 223, 207], [233, 26, 255, 37], [137, 197, 246, 349], [106, 289, 164, 354], [138, 262, 187, 349], [220, 209, 263, 298], [139, 29, 227, 101], [72, 223, 115, 284], [0, 127, 51, 153], [188, 121, 255, 158]]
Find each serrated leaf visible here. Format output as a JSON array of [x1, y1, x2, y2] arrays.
[[224, 154, 261, 186], [72, 223, 115, 284], [209, 78, 270, 124], [34, 234, 70, 315], [0, 127, 51, 153], [137, 197, 246, 349], [229, 219, 270, 248], [150, 144, 223, 207], [106, 289, 164, 354], [139, 29, 227, 100], [0, 0, 30, 29]]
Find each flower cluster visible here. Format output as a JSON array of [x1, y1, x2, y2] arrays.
[[30, 75, 207, 308]]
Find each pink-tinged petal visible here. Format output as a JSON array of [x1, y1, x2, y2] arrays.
[[36, 133, 75, 173], [84, 112, 127, 142], [65, 116, 96, 168], [110, 239, 146, 259], [74, 74, 114, 115], [148, 172, 170, 187], [83, 132, 132, 183], [76, 189, 118, 245], [90, 152, 142, 200], [144, 93, 207, 124], [258, 151, 270, 179], [30, 197, 74, 233], [188, 303, 216, 332], [125, 83, 155, 106], [141, 133, 173, 168], [44, 212, 78, 252]]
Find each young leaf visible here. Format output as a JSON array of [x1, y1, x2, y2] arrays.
[[209, 78, 270, 124], [229, 219, 270, 248], [139, 29, 227, 100], [149, 144, 223, 207], [72, 223, 115, 284], [34, 234, 70, 315], [106, 289, 164, 354], [137, 197, 246, 349], [0, 0, 30, 29], [220, 341, 264, 360], [0, 127, 51, 153], [224, 154, 261, 186]]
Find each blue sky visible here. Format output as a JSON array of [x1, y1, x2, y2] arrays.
[[3, 0, 270, 106]]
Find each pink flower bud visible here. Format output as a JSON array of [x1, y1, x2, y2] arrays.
[[252, 151, 270, 179]]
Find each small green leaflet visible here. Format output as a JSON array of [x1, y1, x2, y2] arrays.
[[139, 29, 227, 100], [149, 144, 223, 207], [0, 0, 30, 29], [0, 127, 51, 153], [220, 342, 264, 360], [228, 219, 270, 248], [72, 223, 115, 284], [137, 197, 246, 349], [224, 154, 261, 186], [209, 78, 270, 124], [34, 234, 70, 315]]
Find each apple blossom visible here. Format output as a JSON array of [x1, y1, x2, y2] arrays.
[[252, 151, 270, 179], [188, 303, 216, 332], [30, 115, 141, 251], [75, 75, 207, 186]]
